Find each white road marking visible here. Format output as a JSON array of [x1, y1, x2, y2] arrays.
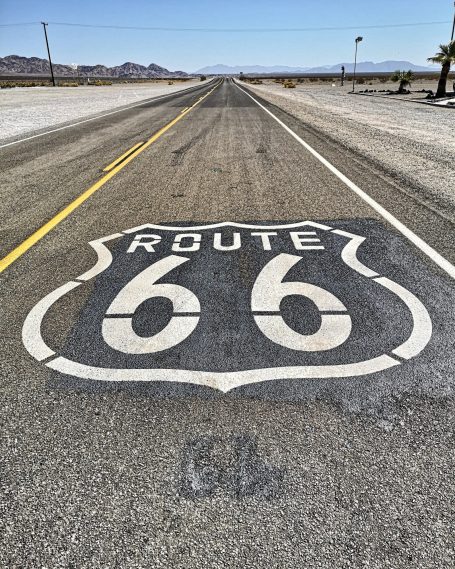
[[331, 229, 379, 278], [0, 81, 213, 150], [122, 221, 333, 233], [378, 277, 433, 359], [22, 222, 433, 389], [252, 254, 352, 352], [77, 233, 123, 281], [103, 256, 200, 354], [234, 82, 455, 280], [46, 355, 401, 393], [22, 281, 81, 361]]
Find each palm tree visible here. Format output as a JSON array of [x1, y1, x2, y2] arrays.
[[427, 41, 455, 98], [390, 69, 414, 93]]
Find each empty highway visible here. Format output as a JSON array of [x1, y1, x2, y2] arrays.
[[1, 77, 454, 568]]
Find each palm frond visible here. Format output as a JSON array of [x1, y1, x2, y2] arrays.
[[428, 41, 455, 64]]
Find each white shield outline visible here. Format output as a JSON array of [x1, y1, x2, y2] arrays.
[[22, 221, 432, 393]]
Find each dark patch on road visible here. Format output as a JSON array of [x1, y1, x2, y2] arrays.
[[179, 433, 284, 500]]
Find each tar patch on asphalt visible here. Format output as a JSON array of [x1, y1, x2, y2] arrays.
[[23, 219, 454, 403], [179, 433, 284, 500]]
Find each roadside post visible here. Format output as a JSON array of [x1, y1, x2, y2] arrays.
[[341, 65, 345, 86], [451, 1, 455, 41], [70, 63, 79, 84], [41, 22, 56, 87], [352, 36, 363, 92]]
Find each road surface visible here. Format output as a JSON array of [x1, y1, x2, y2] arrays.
[[1, 78, 454, 568]]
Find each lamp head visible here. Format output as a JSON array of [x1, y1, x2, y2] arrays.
[[356, 36, 363, 43]]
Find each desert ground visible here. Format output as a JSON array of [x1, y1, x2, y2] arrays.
[[0, 80, 199, 142]]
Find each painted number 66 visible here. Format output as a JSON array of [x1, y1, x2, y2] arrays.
[[102, 254, 352, 354]]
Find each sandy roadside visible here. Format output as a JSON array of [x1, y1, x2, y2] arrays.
[[0, 80, 201, 142], [243, 81, 455, 218]]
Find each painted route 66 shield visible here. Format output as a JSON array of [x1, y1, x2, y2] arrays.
[[23, 221, 432, 393]]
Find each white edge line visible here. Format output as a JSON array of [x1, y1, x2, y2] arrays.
[[0, 80, 216, 150], [234, 81, 455, 280]]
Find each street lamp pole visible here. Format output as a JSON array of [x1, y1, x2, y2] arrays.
[[451, 1, 455, 41], [41, 22, 55, 86], [352, 36, 363, 92]]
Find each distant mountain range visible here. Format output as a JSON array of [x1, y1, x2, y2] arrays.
[[195, 64, 311, 75], [195, 61, 436, 75], [0, 55, 188, 78], [1, 55, 438, 78]]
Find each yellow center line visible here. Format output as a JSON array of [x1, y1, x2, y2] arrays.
[[0, 80, 221, 274], [103, 142, 144, 172]]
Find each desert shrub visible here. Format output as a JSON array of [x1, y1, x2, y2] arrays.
[[1, 80, 50, 88], [356, 77, 365, 85], [283, 80, 296, 88], [390, 69, 415, 93], [309, 77, 318, 82], [168, 81, 174, 85], [91, 80, 113, 86], [200, 75, 207, 81], [58, 82, 79, 87]]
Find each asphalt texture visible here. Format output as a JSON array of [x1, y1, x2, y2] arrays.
[[1, 78, 454, 568]]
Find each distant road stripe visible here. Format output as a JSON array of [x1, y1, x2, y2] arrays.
[[103, 142, 144, 171], [235, 82, 455, 280], [0, 81, 221, 274], [0, 80, 215, 150]]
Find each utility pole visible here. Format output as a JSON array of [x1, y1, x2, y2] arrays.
[[341, 65, 345, 86], [352, 36, 363, 92], [451, 1, 455, 41], [41, 22, 55, 86]]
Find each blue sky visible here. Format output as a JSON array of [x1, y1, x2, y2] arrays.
[[0, 0, 453, 71]]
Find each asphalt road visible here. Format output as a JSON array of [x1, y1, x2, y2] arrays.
[[1, 78, 454, 568]]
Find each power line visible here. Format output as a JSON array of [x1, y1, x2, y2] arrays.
[[0, 22, 41, 27], [0, 20, 451, 32], [49, 20, 453, 32]]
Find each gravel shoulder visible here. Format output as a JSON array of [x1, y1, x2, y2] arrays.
[[0, 80, 200, 142], [244, 81, 455, 218]]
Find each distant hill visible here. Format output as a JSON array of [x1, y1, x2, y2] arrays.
[[307, 61, 435, 73], [0, 55, 188, 78], [195, 61, 436, 75], [195, 64, 311, 75]]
